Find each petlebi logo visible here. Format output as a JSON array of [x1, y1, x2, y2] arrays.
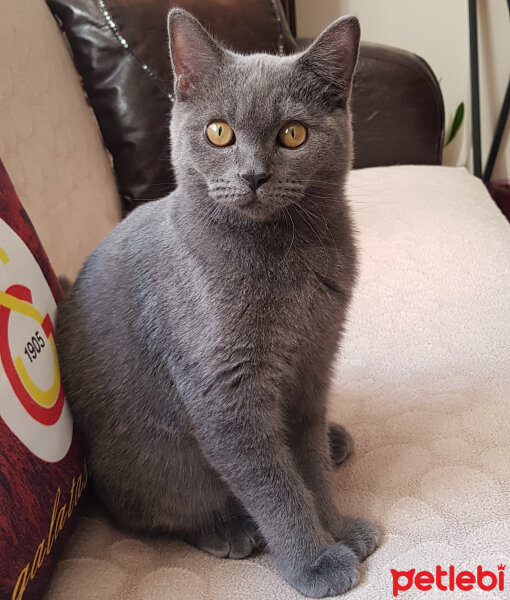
[[391, 564, 505, 596], [0, 218, 73, 462]]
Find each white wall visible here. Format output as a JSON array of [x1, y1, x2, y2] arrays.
[[295, 0, 509, 181]]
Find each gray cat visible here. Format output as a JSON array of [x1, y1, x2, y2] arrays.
[[56, 9, 378, 598]]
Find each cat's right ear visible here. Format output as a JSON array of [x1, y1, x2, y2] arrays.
[[168, 9, 224, 100]]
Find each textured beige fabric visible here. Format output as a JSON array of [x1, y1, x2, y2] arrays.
[[45, 166, 510, 599], [0, 0, 121, 281]]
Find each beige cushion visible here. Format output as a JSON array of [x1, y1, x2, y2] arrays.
[[0, 0, 121, 281], [45, 165, 510, 600]]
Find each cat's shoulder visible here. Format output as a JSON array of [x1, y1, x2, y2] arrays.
[[123, 194, 174, 227], [102, 194, 175, 245]]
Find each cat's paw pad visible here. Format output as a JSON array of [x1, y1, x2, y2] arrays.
[[291, 543, 360, 598], [335, 517, 379, 561], [187, 515, 263, 559], [328, 423, 354, 467]]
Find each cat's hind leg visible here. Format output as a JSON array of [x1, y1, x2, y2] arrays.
[[328, 423, 354, 467], [182, 498, 264, 559]]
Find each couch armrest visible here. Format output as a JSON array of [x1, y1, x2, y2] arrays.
[[297, 38, 445, 168]]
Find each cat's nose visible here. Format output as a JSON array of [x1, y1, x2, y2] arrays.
[[241, 171, 271, 191]]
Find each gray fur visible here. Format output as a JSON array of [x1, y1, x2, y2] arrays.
[[56, 10, 378, 597]]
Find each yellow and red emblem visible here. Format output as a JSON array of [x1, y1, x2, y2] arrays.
[[0, 251, 64, 426]]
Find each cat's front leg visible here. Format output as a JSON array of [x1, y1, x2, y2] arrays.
[[288, 378, 379, 562], [174, 364, 361, 598]]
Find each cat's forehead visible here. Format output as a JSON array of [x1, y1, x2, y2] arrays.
[[203, 53, 311, 125], [232, 53, 293, 86]]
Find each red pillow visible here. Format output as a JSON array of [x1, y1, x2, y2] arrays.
[[0, 159, 86, 600]]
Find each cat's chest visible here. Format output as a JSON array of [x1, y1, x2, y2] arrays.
[[210, 256, 339, 334], [175, 227, 348, 353]]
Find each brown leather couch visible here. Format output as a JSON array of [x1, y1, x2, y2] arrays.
[[46, 0, 444, 210]]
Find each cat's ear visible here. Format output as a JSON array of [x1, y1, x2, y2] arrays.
[[297, 16, 360, 108], [167, 9, 224, 100]]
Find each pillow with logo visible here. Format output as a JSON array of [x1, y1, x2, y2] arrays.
[[0, 158, 87, 600]]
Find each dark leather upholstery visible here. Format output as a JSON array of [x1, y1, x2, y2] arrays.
[[352, 42, 444, 168], [46, 0, 444, 209]]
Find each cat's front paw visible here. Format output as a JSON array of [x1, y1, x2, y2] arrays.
[[330, 517, 379, 561], [289, 543, 360, 598]]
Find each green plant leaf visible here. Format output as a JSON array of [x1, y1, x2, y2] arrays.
[[445, 102, 465, 146]]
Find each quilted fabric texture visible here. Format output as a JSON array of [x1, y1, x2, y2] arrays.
[[44, 166, 510, 599], [0, 0, 121, 282]]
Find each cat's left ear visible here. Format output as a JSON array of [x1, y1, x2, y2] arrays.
[[168, 9, 224, 100], [297, 16, 360, 108]]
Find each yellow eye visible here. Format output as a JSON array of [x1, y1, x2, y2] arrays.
[[206, 121, 235, 147], [278, 121, 307, 148]]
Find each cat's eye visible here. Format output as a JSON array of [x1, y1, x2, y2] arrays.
[[206, 121, 235, 147], [278, 121, 307, 148]]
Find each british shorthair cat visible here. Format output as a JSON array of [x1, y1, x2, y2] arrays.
[[56, 9, 378, 597]]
